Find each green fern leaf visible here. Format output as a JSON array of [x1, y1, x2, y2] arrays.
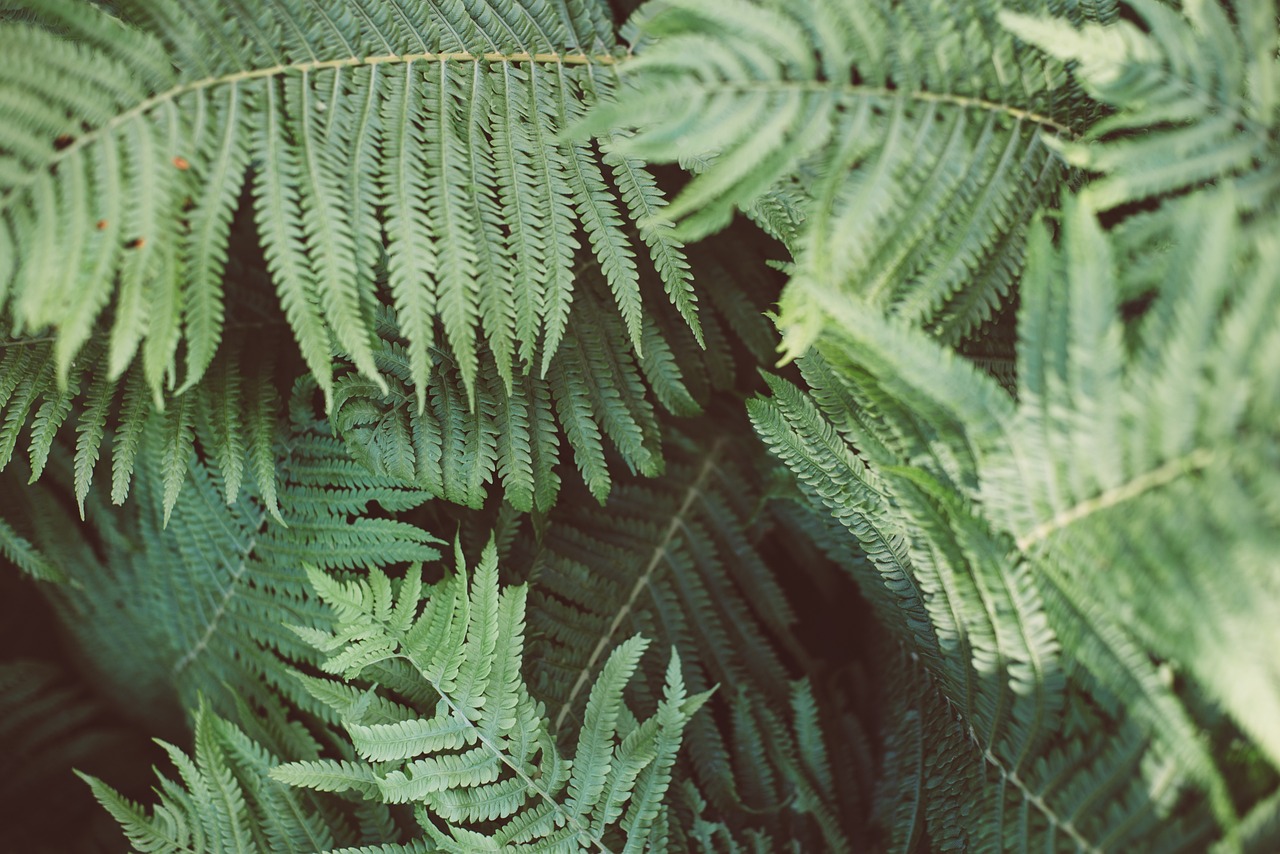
[[582, 0, 1090, 347], [274, 539, 706, 851], [0, 0, 702, 408], [2, 378, 443, 727], [110, 366, 150, 504], [81, 704, 364, 853], [158, 389, 194, 525], [1001, 0, 1279, 213], [178, 84, 251, 392], [754, 177, 1280, 845], [0, 514, 62, 582]]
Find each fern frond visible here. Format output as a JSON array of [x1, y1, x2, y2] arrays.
[[507, 427, 864, 848], [0, 506, 61, 582], [328, 241, 773, 509], [6, 3, 1273, 852], [981, 195, 1280, 778], [3, 376, 442, 730], [0, 328, 283, 522], [582, 0, 1101, 345], [0, 0, 699, 407], [1002, 0, 1280, 214], [754, 183, 1280, 846], [273, 540, 709, 851], [81, 704, 369, 853], [871, 653, 1216, 852]]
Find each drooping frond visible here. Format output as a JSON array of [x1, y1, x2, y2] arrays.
[[0, 0, 698, 407], [505, 426, 861, 849], [1, 227, 773, 519], [581, 0, 1109, 346], [330, 292, 660, 512], [979, 194, 1280, 778], [751, 181, 1280, 846], [0, 332, 285, 523], [270, 541, 709, 852], [869, 650, 1216, 852], [0, 233, 290, 523]]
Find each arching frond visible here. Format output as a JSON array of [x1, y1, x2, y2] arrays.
[[1002, 0, 1280, 214], [80, 703, 384, 854], [980, 194, 1280, 778], [870, 652, 1216, 853], [504, 426, 862, 850], [2, 375, 443, 731], [0, 0, 697, 406], [581, 0, 1106, 346]]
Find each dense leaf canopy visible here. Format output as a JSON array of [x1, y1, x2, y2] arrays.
[[1, 0, 1278, 850]]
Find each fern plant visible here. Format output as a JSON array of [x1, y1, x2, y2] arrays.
[[2, 0, 1279, 851], [82, 543, 709, 852], [582, 0, 1095, 348], [0, 0, 715, 520], [0, 0, 695, 398], [752, 191, 1280, 849]]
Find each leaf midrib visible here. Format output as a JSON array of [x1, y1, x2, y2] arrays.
[[634, 78, 1079, 138], [0, 49, 620, 211], [170, 508, 269, 679], [1013, 446, 1217, 551]]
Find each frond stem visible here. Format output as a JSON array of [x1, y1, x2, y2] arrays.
[[170, 509, 269, 678], [397, 651, 615, 854], [1014, 447, 1216, 550], [554, 438, 726, 731], [697, 80, 1078, 138], [973, 730, 1104, 854], [923, 663, 1104, 853], [0, 49, 620, 210]]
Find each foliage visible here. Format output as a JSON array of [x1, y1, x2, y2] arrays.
[[584, 0, 1096, 347], [78, 704, 384, 853], [0, 0, 693, 404], [83, 544, 709, 852], [751, 189, 1280, 849], [1, 0, 1278, 851], [0, 0, 706, 518]]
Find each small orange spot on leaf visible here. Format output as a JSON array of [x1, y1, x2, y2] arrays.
[[126, 237, 146, 249], [96, 220, 108, 230], [172, 156, 190, 170]]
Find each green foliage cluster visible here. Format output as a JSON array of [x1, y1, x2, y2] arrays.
[[1, 0, 1278, 850]]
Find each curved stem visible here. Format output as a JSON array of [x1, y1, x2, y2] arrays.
[[0, 49, 619, 210], [554, 438, 725, 731]]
